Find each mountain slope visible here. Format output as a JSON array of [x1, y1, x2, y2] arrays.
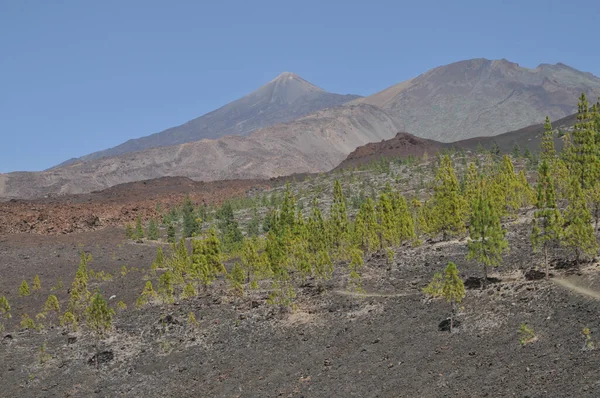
[[335, 112, 579, 170], [353, 59, 600, 141], [56, 72, 360, 166], [2, 104, 401, 199]]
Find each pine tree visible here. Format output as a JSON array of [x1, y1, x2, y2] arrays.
[[348, 247, 365, 293], [134, 216, 144, 240], [152, 247, 165, 270], [376, 192, 396, 248], [307, 201, 328, 253], [241, 238, 269, 284], [19, 280, 31, 296], [496, 155, 522, 216], [167, 223, 176, 243], [392, 192, 416, 244], [147, 218, 159, 240], [441, 262, 465, 332], [352, 198, 380, 253], [182, 195, 198, 238], [540, 116, 557, 166], [563, 177, 597, 263], [136, 281, 156, 307], [85, 292, 114, 338], [216, 200, 243, 250], [567, 94, 599, 190], [44, 294, 61, 313], [531, 160, 563, 279], [32, 275, 41, 291], [431, 155, 466, 239], [181, 282, 197, 299], [125, 224, 134, 239], [228, 262, 245, 294], [0, 296, 11, 318], [463, 162, 480, 216], [329, 180, 349, 247], [67, 252, 91, 318], [467, 180, 508, 288], [158, 271, 175, 303], [246, 206, 261, 237]]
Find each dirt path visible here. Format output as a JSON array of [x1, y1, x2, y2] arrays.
[[553, 278, 600, 300]]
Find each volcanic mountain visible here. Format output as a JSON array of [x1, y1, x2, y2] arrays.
[[4, 59, 600, 200], [353, 58, 600, 141], [56, 72, 361, 166]]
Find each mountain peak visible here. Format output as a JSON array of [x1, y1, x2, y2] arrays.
[[273, 71, 300, 80], [259, 72, 326, 103]]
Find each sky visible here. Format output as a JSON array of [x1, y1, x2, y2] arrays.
[[1, 0, 599, 172]]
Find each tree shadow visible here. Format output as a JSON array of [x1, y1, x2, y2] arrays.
[[464, 276, 501, 290]]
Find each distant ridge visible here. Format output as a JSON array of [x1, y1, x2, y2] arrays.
[[54, 72, 361, 168]]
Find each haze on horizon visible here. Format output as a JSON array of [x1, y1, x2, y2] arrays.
[[1, 0, 599, 172]]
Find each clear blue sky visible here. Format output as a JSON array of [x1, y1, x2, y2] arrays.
[[1, 0, 598, 172]]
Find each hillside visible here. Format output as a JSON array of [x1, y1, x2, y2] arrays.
[[55, 72, 360, 167], [336, 112, 578, 169], [1, 104, 401, 199], [353, 59, 600, 141]]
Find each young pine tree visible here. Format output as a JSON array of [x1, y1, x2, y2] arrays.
[[563, 177, 598, 263], [540, 116, 557, 166], [329, 180, 349, 247], [19, 280, 31, 297], [44, 294, 61, 314], [531, 160, 563, 279], [441, 262, 466, 332], [167, 223, 176, 243], [32, 275, 41, 291], [467, 180, 508, 288], [147, 218, 159, 240], [134, 216, 145, 240], [182, 195, 198, 238], [431, 155, 466, 239], [85, 292, 114, 338], [352, 198, 380, 253]]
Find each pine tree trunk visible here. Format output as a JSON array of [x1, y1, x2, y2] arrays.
[[544, 243, 549, 280], [482, 265, 488, 290], [450, 302, 455, 333]]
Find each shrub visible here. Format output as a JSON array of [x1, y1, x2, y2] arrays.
[[518, 323, 537, 345]]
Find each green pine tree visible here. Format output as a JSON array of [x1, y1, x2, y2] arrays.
[[85, 292, 114, 338], [0, 296, 11, 318], [167, 223, 176, 243], [567, 94, 599, 190], [44, 294, 61, 313], [19, 280, 31, 297], [467, 180, 508, 288], [32, 275, 41, 291], [531, 160, 563, 279], [540, 116, 557, 166], [352, 197, 380, 253], [134, 216, 144, 240], [147, 218, 159, 240], [182, 195, 198, 238], [431, 155, 466, 239], [563, 177, 598, 263], [441, 262, 465, 332], [329, 180, 349, 247]]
